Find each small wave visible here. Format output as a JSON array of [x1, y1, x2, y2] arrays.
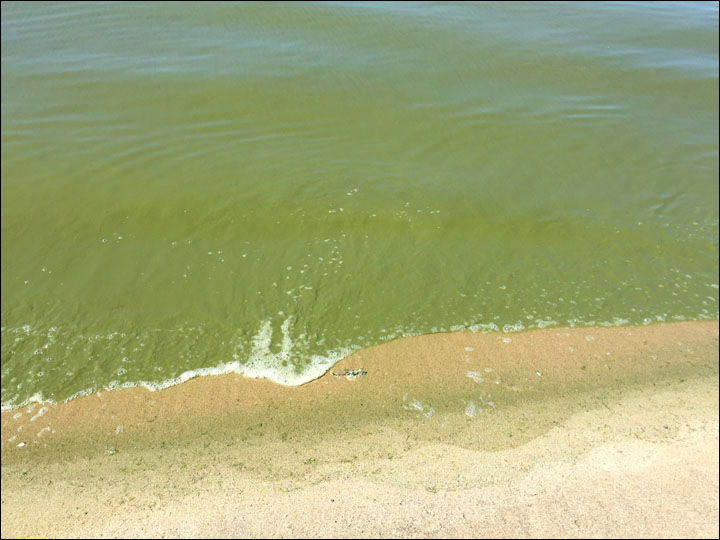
[[2, 314, 717, 411], [1, 318, 356, 411]]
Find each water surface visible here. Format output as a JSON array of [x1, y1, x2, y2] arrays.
[[2, 1, 718, 407]]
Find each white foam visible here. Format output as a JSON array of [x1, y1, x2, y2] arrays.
[[30, 407, 48, 422], [123, 319, 348, 392], [502, 322, 524, 333], [465, 401, 477, 417], [1, 392, 48, 412], [468, 323, 499, 333], [535, 319, 558, 329], [403, 397, 434, 419], [408, 400, 423, 411], [466, 371, 484, 383]]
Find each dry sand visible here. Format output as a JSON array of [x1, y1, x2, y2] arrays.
[[1, 321, 718, 538]]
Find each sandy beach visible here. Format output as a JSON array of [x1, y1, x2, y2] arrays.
[[1, 321, 718, 538]]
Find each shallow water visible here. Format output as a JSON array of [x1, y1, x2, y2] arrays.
[[1, 1, 718, 407]]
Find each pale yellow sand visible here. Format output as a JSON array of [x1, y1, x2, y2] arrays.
[[1, 321, 718, 538]]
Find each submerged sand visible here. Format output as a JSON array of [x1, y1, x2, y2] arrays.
[[1, 321, 718, 538]]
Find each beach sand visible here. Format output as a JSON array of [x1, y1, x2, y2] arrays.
[[1, 321, 718, 538]]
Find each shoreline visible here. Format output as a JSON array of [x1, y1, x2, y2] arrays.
[[2, 317, 718, 414], [2, 320, 718, 537]]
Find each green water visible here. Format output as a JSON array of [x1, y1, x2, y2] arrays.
[[1, 1, 718, 408]]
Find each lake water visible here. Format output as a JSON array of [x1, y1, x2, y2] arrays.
[[1, 1, 718, 408]]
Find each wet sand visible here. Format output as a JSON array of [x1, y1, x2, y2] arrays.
[[1, 321, 718, 538]]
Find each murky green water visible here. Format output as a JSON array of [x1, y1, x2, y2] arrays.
[[2, 1, 718, 407]]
